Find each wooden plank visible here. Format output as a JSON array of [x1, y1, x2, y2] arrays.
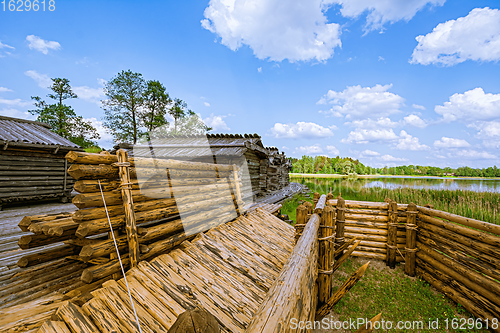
[[82, 297, 129, 333], [37, 320, 72, 333], [52, 301, 99, 333]]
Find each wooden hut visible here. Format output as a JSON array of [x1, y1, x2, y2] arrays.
[[114, 134, 271, 200], [0, 115, 82, 208]]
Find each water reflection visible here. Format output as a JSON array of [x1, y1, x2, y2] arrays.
[[291, 176, 500, 193]]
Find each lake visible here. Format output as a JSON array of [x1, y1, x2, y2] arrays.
[[290, 176, 500, 193]]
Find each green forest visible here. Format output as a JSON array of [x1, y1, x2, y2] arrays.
[[289, 155, 500, 178]]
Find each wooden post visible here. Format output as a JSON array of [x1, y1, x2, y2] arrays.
[[387, 200, 398, 269], [232, 164, 242, 202], [318, 205, 335, 305], [109, 230, 121, 280], [295, 204, 308, 243], [313, 192, 320, 208], [405, 202, 418, 276], [334, 196, 346, 261], [116, 149, 140, 268], [304, 201, 313, 216]]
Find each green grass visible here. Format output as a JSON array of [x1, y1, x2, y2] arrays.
[[84, 146, 102, 153], [293, 178, 500, 225], [320, 258, 489, 333], [280, 193, 312, 224]]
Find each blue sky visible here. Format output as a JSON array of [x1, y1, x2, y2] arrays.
[[1, 0, 500, 168]]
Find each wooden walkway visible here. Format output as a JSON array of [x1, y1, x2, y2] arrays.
[[0, 208, 295, 332]]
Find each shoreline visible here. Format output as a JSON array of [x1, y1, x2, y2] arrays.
[[289, 173, 500, 180]]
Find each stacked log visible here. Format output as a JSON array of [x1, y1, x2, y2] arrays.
[[415, 206, 500, 328], [328, 199, 406, 262]]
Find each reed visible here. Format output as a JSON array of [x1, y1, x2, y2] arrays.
[[296, 180, 500, 225]]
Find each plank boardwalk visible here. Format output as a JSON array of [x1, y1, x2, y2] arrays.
[[0, 207, 295, 332]]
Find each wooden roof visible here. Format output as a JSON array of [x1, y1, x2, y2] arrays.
[[0, 116, 81, 151]]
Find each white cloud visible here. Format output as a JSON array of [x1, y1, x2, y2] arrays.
[[0, 41, 14, 50], [26, 35, 61, 54], [0, 87, 13, 92], [433, 136, 470, 148], [403, 114, 427, 128], [361, 149, 380, 156], [294, 144, 323, 154], [270, 121, 335, 139], [342, 128, 399, 144], [73, 85, 105, 105], [319, 84, 404, 119], [0, 108, 35, 120], [282, 146, 289, 150], [378, 56, 385, 61], [346, 117, 398, 129], [257, 67, 262, 73], [395, 130, 430, 150], [201, 0, 341, 62], [326, 145, 339, 156], [25, 70, 52, 88], [412, 104, 426, 110], [452, 149, 496, 160], [333, 0, 445, 33], [203, 113, 230, 131], [380, 154, 408, 162], [204, 102, 211, 107], [0, 98, 32, 108], [469, 121, 500, 148], [410, 7, 500, 66], [84, 117, 113, 148], [435, 88, 500, 122]]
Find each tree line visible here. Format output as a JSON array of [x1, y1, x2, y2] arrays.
[[29, 70, 211, 148], [290, 155, 500, 178]]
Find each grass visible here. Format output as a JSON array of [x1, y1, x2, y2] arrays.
[[280, 193, 312, 224], [84, 146, 102, 153], [314, 257, 489, 333], [293, 178, 500, 225]]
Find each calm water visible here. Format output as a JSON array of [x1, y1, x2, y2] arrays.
[[290, 176, 500, 193]]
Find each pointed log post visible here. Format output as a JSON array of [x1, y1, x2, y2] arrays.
[[304, 201, 313, 217], [295, 204, 308, 243], [335, 196, 346, 261], [313, 192, 320, 209], [315, 261, 370, 320], [318, 204, 335, 306], [331, 240, 361, 274], [405, 202, 418, 276], [355, 313, 382, 333], [387, 200, 398, 269], [116, 149, 140, 268], [326, 192, 334, 203]]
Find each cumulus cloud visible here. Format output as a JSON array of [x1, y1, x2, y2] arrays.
[[342, 128, 399, 144], [201, 0, 341, 62], [333, 0, 445, 32], [26, 35, 61, 54], [452, 149, 496, 159], [346, 117, 398, 129], [203, 113, 230, 131], [435, 88, 500, 122], [412, 104, 426, 110], [319, 84, 404, 119], [394, 130, 430, 150], [270, 121, 335, 139], [360, 149, 380, 157], [410, 7, 500, 66], [0, 108, 35, 120], [25, 70, 52, 88], [294, 144, 323, 154], [326, 145, 339, 156], [469, 121, 500, 148], [73, 84, 105, 105], [433, 136, 470, 148], [0, 98, 32, 108], [204, 102, 211, 107], [403, 114, 427, 128], [0, 87, 13, 92], [380, 154, 408, 162]]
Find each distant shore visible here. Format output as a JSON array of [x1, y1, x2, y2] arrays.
[[289, 173, 500, 180]]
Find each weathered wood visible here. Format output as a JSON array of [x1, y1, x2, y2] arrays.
[[18, 232, 73, 250], [318, 204, 334, 305], [37, 320, 71, 333], [81, 297, 128, 333], [245, 214, 319, 332], [294, 204, 307, 243], [313, 192, 320, 208], [405, 202, 417, 276], [333, 237, 358, 257], [314, 194, 327, 214], [354, 313, 382, 333], [316, 261, 370, 320], [18, 212, 73, 232], [304, 201, 313, 215], [416, 267, 500, 333], [168, 308, 220, 333], [387, 200, 398, 268], [418, 212, 500, 248], [331, 240, 361, 274], [417, 242, 500, 306], [17, 245, 77, 268], [52, 301, 99, 333], [417, 205, 500, 236], [335, 196, 346, 260], [117, 149, 140, 268]]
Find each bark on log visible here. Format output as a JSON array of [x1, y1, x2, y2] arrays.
[[18, 212, 73, 232], [18, 232, 73, 249], [245, 214, 319, 333], [17, 245, 78, 268], [315, 262, 370, 320], [387, 201, 398, 268], [318, 205, 334, 305], [335, 197, 346, 260]]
